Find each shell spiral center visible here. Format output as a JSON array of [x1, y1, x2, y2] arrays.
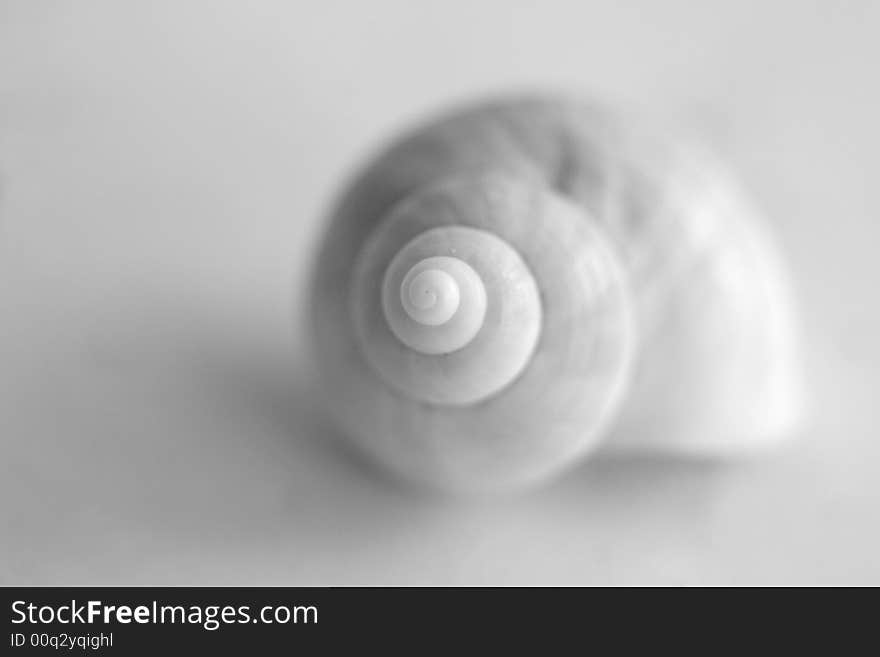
[[389, 255, 487, 354]]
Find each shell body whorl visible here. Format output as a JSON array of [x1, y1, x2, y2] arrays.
[[308, 95, 802, 491]]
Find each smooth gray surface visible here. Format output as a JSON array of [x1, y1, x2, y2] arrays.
[[1, 0, 878, 585]]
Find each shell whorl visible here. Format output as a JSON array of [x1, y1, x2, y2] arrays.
[[358, 219, 543, 406], [386, 251, 487, 355], [398, 258, 468, 330]]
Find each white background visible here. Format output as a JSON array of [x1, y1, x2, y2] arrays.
[[1, 0, 878, 585]]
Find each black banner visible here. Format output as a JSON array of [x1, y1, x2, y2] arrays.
[[3, 586, 847, 651]]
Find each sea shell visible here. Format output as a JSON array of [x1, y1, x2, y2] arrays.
[[306, 96, 803, 491]]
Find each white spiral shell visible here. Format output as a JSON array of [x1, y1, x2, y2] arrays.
[[307, 95, 803, 491]]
